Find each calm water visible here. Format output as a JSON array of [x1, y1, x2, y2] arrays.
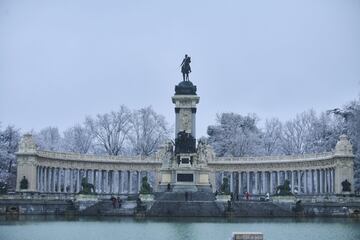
[[0, 216, 360, 240]]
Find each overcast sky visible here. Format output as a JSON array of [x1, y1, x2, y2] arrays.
[[0, 0, 359, 138]]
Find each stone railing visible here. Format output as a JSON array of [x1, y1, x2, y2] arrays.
[[209, 152, 335, 164], [0, 192, 76, 201], [34, 150, 162, 164]]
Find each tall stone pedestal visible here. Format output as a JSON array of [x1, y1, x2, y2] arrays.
[[158, 80, 211, 193]]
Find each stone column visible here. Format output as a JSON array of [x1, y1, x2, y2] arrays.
[[36, 166, 40, 191], [318, 169, 321, 194], [311, 169, 315, 194], [49, 167, 53, 192], [323, 169, 326, 193], [44, 167, 48, 192], [95, 170, 99, 193], [315, 169, 319, 194], [246, 172, 250, 193], [309, 170, 313, 194], [92, 170, 97, 193], [316, 169, 319, 194], [49, 167, 55, 193], [111, 170, 115, 193], [40, 166, 44, 192], [238, 172, 242, 195], [324, 169, 328, 193], [254, 172, 258, 194], [230, 172, 234, 193], [297, 170, 301, 194], [319, 169, 323, 194], [99, 170, 103, 193], [52, 168, 56, 192], [100, 170, 104, 193], [50, 168, 55, 193], [129, 171, 133, 194], [305, 170, 309, 194], [330, 168, 333, 193], [314, 169, 318, 194], [108, 171, 113, 193], [45, 167, 48, 193], [329, 168, 332, 193], [38, 166, 42, 192], [126, 170, 131, 194], [110, 170, 116, 194], [118, 170, 121, 194], [328, 168, 331, 193], [332, 168, 336, 193], [269, 172, 273, 194], [48, 168, 52, 193], [76, 169, 80, 193], [57, 168, 61, 193], [35, 166, 38, 191], [69, 169, 74, 193], [111, 171, 116, 194], [327, 168, 331, 193], [261, 172, 266, 194], [121, 170, 129, 193], [277, 171, 280, 188], [118, 171, 122, 194], [137, 171, 141, 193], [105, 170, 110, 194], [65, 169, 69, 193], [68, 168, 72, 193], [291, 171, 295, 194]]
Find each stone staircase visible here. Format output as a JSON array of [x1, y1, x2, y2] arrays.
[[80, 199, 136, 216], [148, 200, 224, 217], [148, 192, 222, 217], [155, 191, 216, 201], [231, 201, 294, 217]]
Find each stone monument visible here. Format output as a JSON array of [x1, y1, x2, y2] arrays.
[[158, 57, 212, 192]]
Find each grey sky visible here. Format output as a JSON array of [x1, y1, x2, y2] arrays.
[[1, 0, 359, 138]]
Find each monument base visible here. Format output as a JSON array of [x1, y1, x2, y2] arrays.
[[159, 167, 212, 193], [172, 184, 198, 192]]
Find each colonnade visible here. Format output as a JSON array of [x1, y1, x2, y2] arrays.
[[217, 167, 336, 195], [36, 166, 155, 194]]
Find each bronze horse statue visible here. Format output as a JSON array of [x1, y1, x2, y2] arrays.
[[180, 54, 191, 81]]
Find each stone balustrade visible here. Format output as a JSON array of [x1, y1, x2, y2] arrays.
[[210, 152, 334, 164]]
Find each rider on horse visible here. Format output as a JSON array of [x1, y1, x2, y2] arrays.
[[180, 54, 191, 81]]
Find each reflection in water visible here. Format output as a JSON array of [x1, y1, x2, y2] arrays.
[[172, 222, 193, 240], [0, 216, 360, 240]]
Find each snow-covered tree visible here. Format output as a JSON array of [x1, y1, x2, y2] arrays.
[[34, 126, 62, 151], [329, 99, 360, 190], [0, 124, 20, 189], [280, 111, 315, 155], [62, 124, 93, 154], [207, 113, 262, 157], [280, 110, 341, 155], [303, 112, 342, 153], [85, 105, 132, 156], [261, 118, 283, 155], [129, 106, 171, 156]]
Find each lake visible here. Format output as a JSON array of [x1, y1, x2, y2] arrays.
[[0, 216, 359, 240]]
